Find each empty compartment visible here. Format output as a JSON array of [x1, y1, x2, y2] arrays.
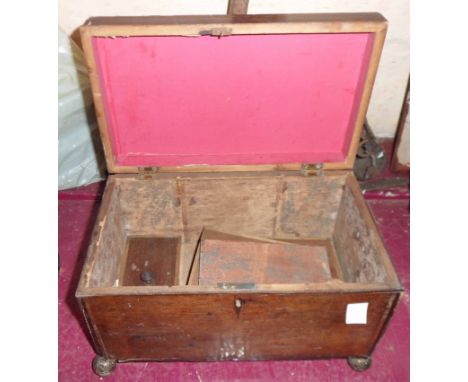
[[81, 171, 400, 291], [196, 230, 333, 285], [121, 236, 181, 286]]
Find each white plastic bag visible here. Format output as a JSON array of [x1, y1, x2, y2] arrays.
[[58, 27, 105, 190]]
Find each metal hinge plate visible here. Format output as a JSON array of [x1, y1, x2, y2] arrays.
[[301, 163, 324, 177], [199, 27, 233, 38], [137, 166, 160, 179]]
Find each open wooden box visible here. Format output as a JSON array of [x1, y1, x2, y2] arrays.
[[76, 12, 402, 376]]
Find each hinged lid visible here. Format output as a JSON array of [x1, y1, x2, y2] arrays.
[[80, 13, 387, 174]]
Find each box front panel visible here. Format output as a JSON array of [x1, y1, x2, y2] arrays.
[[83, 291, 398, 361]]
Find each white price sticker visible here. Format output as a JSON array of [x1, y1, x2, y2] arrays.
[[346, 302, 368, 324]]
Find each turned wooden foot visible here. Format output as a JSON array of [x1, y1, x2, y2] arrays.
[[347, 356, 372, 371], [92, 355, 116, 377]]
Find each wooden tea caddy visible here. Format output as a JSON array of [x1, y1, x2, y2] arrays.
[[76, 10, 403, 377]]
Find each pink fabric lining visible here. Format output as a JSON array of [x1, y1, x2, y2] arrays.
[[92, 33, 373, 166]]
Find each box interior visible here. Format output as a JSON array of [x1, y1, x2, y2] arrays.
[[82, 173, 399, 291], [92, 33, 374, 167]]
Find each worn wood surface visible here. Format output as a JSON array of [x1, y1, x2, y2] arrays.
[[279, 238, 344, 281], [332, 174, 400, 286], [121, 236, 180, 286], [198, 230, 332, 285], [80, 13, 387, 174], [84, 179, 127, 288], [115, 174, 346, 283], [345, 174, 401, 285], [227, 0, 249, 15], [334, 183, 383, 283], [82, 291, 399, 361], [79, 172, 401, 290], [391, 79, 410, 172], [83, 13, 387, 31]]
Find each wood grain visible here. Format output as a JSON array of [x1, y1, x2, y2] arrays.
[[82, 291, 399, 361], [342, 25, 387, 170], [227, 0, 249, 16], [121, 236, 181, 286]]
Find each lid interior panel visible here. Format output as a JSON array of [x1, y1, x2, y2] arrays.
[[92, 32, 374, 167]]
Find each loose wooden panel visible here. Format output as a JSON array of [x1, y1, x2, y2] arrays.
[[198, 230, 332, 285], [121, 236, 181, 287], [83, 291, 399, 361]]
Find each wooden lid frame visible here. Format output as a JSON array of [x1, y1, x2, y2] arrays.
[[80, 13, 387, 174]]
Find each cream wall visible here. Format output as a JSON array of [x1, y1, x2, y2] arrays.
[[59, 0, 409, 138]]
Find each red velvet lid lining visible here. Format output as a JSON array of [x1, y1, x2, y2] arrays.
[[92, 32, 374, 167]]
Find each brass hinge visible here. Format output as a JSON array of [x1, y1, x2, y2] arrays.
[[137, 166, 160, 180], [301, 163, 324, 177]]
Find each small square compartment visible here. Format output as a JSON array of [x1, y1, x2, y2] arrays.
[[121, 236, 181, 286]]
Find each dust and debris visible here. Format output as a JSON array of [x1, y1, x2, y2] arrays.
[[144, 260, 149, 267], [113, 279, 119, 287]]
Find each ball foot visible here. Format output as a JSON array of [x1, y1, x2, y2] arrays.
[[347, 356, 372, 371], [92, 356, 116, 377]]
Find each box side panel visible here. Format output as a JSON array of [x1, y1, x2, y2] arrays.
[[77, 298, 107, 357], [76, 177, 125, 291], [333, 174, 401, 287], [83, 291, 398, 361]]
